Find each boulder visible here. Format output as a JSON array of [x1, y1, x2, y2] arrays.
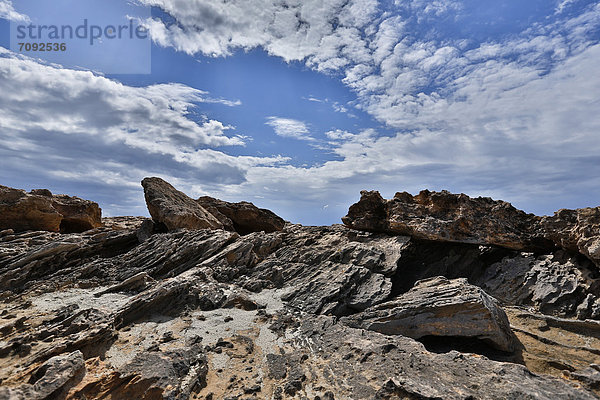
[[141, 177, 223, 231], [0, 185, 102, 233], [197, 196, 285, 234], [342, 276, 520, 352]]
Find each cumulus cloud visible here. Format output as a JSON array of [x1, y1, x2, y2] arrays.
[[4, 1, 600, 224], [0, 49, 288, 215], [265, 117, 313, 141]]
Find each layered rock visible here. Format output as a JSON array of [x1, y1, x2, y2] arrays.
[[343, 276, 519, 352], [2, 184, 600, 399], [197, 196, 285, 234], [141, 177, 223, 231], [0, 185, 102, 233], [343, 189, 600, 266]]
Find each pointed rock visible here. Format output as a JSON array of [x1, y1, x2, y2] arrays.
[[141, 177, 223, 231]]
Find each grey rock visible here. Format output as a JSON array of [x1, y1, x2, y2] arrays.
[[343, 276, 520, 352], [477, 250, 600, 319], [0, 351, 84, 400]]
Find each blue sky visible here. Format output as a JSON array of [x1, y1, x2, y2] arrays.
[[1, 0, 599, 225]]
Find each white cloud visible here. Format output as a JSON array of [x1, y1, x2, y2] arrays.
[[4, 1, 600, 224], [0, 48, 288, 216], [0, 0, 30, 22], [265, 117, 313, 141]]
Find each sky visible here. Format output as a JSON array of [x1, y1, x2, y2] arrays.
[[0, 0, 599, 225]]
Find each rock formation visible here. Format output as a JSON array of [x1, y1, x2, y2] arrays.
[[142, 177, 286, 235], [343, 276, 520, 352], [0, 185, 102, 233], [1, 181, 600, 399], [343, 189, 600, 266], [141, 177, 223, 231], [197, 196, 285, 234]]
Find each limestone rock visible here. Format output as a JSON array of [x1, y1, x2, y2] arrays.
[[342, 190, 546, 251], [343, 276, 520, 352], [0, 185, 101, 233], [343, 189, 600, 266], [476, 250, 600, 319], [197, 196, 285, 234], [141, 177, 223, 231], [2, 186, 600, 399], [541, 207, 600, 267], [0, 351, 85, 400]]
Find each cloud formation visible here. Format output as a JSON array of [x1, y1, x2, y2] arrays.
[[2, 1, 600, 224], [265, 117, 313, 141], [0, 0, 29, 22]]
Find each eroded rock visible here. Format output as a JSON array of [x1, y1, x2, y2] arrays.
[[343, 189, 600, 266], [0, 185, 102, 234], [343, 276, 520, 352], [197, 196, 285, 234]]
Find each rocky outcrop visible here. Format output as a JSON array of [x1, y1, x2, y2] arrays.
[[141, 177, 285, 235], [197, 196, 285, 234], [343, 276, 519, 352], [541, 207, 600, 268], [2, 183, 600, 399], [0, 351, 85, 400], [343, 190, 600, 266], [141, 177, 223, 231], [0, 185, 102, 233]]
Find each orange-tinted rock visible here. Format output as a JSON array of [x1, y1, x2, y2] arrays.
[[0, 185, 102, 233]]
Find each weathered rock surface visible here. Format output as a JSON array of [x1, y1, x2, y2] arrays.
[[2, 183, 600, 399], [343, 276, 519, 352], [541, 207, 600, 269], [197, 196, 285, 234], [0, 185, 102, 234], [141, 177, 223, 231], [477, 250, 600, 319], [343, 189, 600, 266]]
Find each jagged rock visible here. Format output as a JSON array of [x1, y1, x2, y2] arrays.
[[343, 190, 600, 266], [0, 229, 140, 293], [0, 351, 85, 400], [291, 315, 596, 399], [541, 207, 600, 267], [3, 186, 600, 399], [141, 177, 223, 231], [0, 185, 101, 234], [197, 196, 285, 234], [73, 346, 207, 400], [569, 365, 600, 390], [342, 190, 547, 251], [343, 276, 520, 352], [477, 250, 600, 319]]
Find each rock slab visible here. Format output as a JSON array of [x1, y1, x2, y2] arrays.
[[197, 196, 285, 234], [343, 276, 520, 352]]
